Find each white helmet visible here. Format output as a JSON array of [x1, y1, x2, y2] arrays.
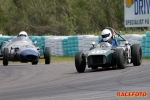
[[101, 29, 112, 41], [18, 31, 28, 37]]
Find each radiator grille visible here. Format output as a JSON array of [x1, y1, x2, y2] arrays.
[[88, 55, 103, 64]]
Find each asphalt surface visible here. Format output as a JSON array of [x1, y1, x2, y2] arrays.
[[0, 62, 149, 100]]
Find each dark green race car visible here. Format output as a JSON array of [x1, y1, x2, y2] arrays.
[[75, 28, 142, 73]]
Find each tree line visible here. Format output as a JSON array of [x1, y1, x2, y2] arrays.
[[0, 0, 124, 36]]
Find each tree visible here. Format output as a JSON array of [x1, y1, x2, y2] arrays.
[[0, 0, 125, 35]]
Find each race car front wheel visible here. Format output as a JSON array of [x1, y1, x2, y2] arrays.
[[131, 44, 142, 66], [75, 52, 86, 73], [116, 48, 127, 69], [3, 48, 9, 66]]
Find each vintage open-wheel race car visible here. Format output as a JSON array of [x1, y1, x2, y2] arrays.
[[75, 27, 142, 73], [0, 36, 51, 66]]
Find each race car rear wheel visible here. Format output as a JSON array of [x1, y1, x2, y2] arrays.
[[131, 44, 142, 66], [44, 47, 51, 64], [32, 60, 38, 65], [75, 52, 86, 73], [3, 48, 9, 66], [116, 49, 126, 69]]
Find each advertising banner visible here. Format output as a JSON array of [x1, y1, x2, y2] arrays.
[[124, 0, 150, 27]]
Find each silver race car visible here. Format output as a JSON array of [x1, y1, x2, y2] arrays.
[[0, 36, 51, 66]]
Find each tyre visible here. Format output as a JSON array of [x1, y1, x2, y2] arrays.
[[116, 49, 126, 69], [44, 47, 51, 64], [32, 60, 38, 65], [3, 48, 9, 66], [75, 52, 86, 73], [131, 44, 142, 66]]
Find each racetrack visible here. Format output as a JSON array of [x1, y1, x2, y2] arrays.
[[0, 62, 149, 100]]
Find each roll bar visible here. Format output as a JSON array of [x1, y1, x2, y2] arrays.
[[105, 27, 126, 41]]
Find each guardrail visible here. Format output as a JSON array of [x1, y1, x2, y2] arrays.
[[0, 34, 147, 57]]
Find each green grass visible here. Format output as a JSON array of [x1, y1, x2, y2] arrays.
[[0, 56, 75, 64], [0, 56, 150, 64], [39, 56, 74, 63], [142, 58, 150, 62]]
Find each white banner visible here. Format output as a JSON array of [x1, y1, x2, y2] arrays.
[[124, 0, 150, 27]]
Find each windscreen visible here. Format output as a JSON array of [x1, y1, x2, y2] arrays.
[[11, 36, 30, 42], [97, 42, 112, 48]]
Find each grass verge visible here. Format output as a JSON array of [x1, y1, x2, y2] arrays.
[[0, 56, 149, 64], [39, 56, 74, 63], [142, 58, 150, 62], [0, 56, 75, 64]]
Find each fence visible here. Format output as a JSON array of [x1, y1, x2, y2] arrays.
[[0, 33, 147, 57]]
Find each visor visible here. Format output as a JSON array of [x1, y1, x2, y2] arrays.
[[102, 33, 110, 38], [19, 34, 27, 37]]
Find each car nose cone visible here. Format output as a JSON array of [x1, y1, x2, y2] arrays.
[[20, 49, 39, 62]]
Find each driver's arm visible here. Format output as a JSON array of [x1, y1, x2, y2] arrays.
[[112, 39, 118, 47]]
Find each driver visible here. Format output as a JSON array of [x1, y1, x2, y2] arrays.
[[9, 31, 32, 43], [18, 31, 28, 37], [99, 29, 118, 47], [17, 31, 33, 43]]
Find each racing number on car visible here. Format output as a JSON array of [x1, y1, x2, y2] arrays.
[[91, 50, 106, 54]]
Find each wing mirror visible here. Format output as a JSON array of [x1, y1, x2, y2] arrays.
[[92, 41, 95, 47], [125, 40, 131, 45], [33, 41, 37, 45], [125, 41, 128, 45], [89, 41, 96, 50]]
